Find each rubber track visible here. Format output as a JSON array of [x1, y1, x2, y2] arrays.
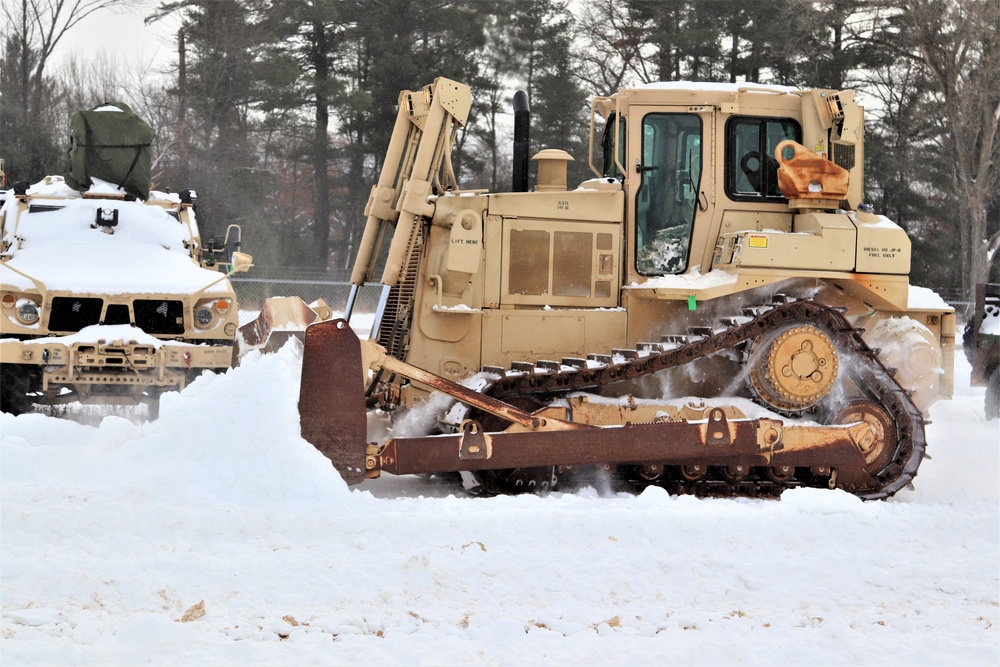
[[483, 300, 926, 500]]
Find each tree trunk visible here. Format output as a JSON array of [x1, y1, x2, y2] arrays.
[[312, 18, 331, 270]]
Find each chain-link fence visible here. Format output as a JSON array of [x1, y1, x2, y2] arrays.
[[231, 272, 386, 325]]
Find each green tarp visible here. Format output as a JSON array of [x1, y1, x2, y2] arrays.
[[64, 102, 154, 200]]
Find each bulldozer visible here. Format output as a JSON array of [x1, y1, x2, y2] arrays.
[[295, 77, 955, 499]]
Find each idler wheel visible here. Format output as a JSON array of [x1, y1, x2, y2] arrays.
[[749, 324, 839, 412], [828, 400, 897, 474]]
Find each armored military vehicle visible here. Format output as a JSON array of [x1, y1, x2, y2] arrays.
[[0, 104, 251, 417]]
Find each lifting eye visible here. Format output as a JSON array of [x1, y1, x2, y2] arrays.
[[94, 208, 119, 228]]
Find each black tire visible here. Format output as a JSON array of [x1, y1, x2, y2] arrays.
[[986, 368, 999, 420], [962, 320, 975, 364], [0, 364, 33, 416]]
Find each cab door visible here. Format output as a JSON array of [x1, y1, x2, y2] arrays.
[[625, 107, 711, 283]]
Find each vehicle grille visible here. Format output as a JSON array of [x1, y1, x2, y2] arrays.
[[133, 299, 184, 334], [104, 304, 130, 325], [832, 143, 855, 171], [48, 297, 102, 332]]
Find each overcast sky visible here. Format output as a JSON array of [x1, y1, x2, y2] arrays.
[[54, 1, 175, 73]]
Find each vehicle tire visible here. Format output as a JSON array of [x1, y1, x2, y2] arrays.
[[986, 368, 999, 420], [962, 320, 974, 364], [0, 364, 33, 416]]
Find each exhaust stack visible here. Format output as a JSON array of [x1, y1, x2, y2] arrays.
[[512, 91, 530, 192]]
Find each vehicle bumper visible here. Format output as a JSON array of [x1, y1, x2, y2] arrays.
[[0, 337, 233, 393]]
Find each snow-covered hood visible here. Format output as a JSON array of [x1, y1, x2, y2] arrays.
[[1, 181, 229, 296]]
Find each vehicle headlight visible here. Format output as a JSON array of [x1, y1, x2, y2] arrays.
[[15, 298, 40, 325], [194, 306, 214, 328]]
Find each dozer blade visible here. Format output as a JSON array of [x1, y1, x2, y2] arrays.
[[298, 319, 369, 484]]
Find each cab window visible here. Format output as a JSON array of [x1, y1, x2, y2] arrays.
[[635, 113, 702, 275], [601, 113, 626, 181], [725, 117, 800, 200]]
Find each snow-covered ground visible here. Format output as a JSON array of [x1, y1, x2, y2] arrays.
[[1, 345, 997, 665]]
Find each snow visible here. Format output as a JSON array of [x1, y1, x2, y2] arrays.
[[637, 81, 800, 94], [850, 212, 900, 230], [12, 323, 194, 349], [84, 177, 128, 196], [981, 303, 999, 336], [1, 178, 228, 295], [1, 347, 997, 665], [628, 267, 738, 290], [908, 285, 952, 311], [432, 303, 480, 313]]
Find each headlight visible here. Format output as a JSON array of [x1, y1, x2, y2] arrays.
[[16, 298, 40, 325], [194, 306, 214, 328], [194, 299, 232, 329]]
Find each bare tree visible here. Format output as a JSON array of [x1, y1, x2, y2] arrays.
[[1, 0, 141, 118], [574, 0, 651, 94], [872, 0, 1000, 297]]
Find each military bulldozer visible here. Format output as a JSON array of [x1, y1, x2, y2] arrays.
[[0, 104, 252, 418], [297, 78, 955, 499]]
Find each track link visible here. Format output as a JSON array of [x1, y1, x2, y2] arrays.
[[476, 300, 925, 500]]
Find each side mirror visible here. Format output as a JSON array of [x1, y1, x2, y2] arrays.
[[231, 251, 253, 273], [224, 224, 242, 258]]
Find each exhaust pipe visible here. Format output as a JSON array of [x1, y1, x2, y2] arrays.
[[512, 91, 530, 193]]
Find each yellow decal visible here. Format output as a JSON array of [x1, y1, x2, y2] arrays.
[[748, 235, 768, 249]]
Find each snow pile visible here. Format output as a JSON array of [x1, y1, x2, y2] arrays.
[[908, 284, 952, 311], [1, 346, 997, 665]]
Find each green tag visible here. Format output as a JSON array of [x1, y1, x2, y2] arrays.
[[687, 295, 696, 311]]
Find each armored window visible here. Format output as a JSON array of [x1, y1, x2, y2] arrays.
[[635, 113, 702, 276], [725, 117, 801, 201]]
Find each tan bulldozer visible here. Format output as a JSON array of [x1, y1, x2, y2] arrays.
[[295, 78, 954, 499]]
